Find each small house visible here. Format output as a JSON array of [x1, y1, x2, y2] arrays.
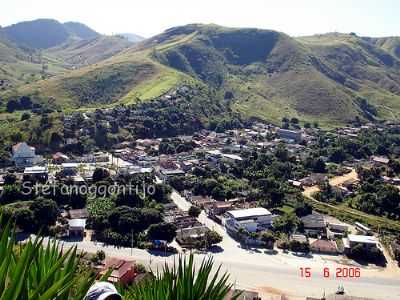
[[310, 239, 338, 255], [100, 258, 137, 285], [12, 142, 42, 168], [301, 213, 326, 237], [68, 219, 86, 237]]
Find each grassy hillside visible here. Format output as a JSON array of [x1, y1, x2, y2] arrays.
[[3, 24, 400, 126], [0, 19, 137, 92], [1, 30, 198, 110], [63, 21, 100, 40], [44, 35, 133, 68], [1, 19, 70, 49], [0, 36, 67, 90]]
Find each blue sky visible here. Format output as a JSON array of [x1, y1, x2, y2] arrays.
[[1, 0, 399, 38]]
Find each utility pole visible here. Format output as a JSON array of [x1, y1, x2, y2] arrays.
[[131, 229, 133, 256]]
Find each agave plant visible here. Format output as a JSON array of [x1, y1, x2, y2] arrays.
[[0, 214, 97, 300], [122, 254, 240, 300]]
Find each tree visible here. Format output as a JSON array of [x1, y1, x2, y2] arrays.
[[95, 250, 106, 262], [30, 198, 58, 230], [14, 208, 34, 231], [211, 186, 226, 201], [92, 167, 110, 183], [6, 99, 20, 112], [289, 240, 310, 253], [1, 184, 22, 204], [261, 231, 276, 249], [3, 173, 17, 185], [330, 148, 347, 163], [147, 222, 177, 243], [294, 200, 312, 217], [204, 230, 223, 247], [108, 206, 142, 234], [273, 212, 301, 234], [188, 205, 201, 218], [21, 112, 31, 121], [275, 144, 289, 162], [152, 183, 171, 203], [19, 95, 32, 109], [389, 159, 400, 174]]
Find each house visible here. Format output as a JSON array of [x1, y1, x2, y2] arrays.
[[310, 239, 338, 254], [290, 234, 308, 244], [205, 201, 233, 216], [301, 213, 326, 237], [343, 234, 380, 254], [159, 169, 185, 182], [300, 174, 328, 187], [175, 226, 209, 248], [221, 153, 243, 163], [61, 163, 79, 177], [224, 289, 261, 300], [354, 222, 372, 235], [224, 207, 274, 234], [12, 142, 42, 168], [52, 152, 70, 164], [371, 155, 390, 166], [307, 292, 377, 300], [24, 166, 48, 181], [100, 258, 137, 285], [190, 195, 216, 207], [118, 166, 153, 176], [277, 128, 302, 142], [327, 222, 348, 239], [68, 208, 89, 219], [68, 219, 86, 237]]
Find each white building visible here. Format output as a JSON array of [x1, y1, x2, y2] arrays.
[[12, 142, 42, 168], [343, 234, 380, 253], [224, 207, 274, 233], [277, 128, 302, 142], [68, 219, 86, 237]]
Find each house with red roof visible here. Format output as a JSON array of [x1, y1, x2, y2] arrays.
[[99, 258, 137, 285]]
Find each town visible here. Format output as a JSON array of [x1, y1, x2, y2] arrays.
[[2, 101, 400, 299]]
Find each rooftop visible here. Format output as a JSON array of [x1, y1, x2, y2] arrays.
[[348, 234, 378, 244], [24, 166, 47, 174], [227, 207, 272, 219], [68, 218, 86, 228]]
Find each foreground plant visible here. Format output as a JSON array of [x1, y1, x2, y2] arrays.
[[0, 214, 97, 300], [123, 254, 239, 300]]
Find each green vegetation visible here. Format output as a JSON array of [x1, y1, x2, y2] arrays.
[[0, 213, 237, 299], [122, 255, 239, 300], [0, 214, 99, 299], [4, 23, 400, 127]]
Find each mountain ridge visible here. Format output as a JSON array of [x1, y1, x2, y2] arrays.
[[2, 23, 400, 127]]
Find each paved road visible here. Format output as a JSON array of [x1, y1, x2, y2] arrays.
[[165, 189, 400, 299], [57, 173, 400, 299]]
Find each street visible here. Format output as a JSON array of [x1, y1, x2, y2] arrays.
[[56, 186, 400, 300]]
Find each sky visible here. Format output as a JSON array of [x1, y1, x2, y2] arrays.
[[1, 0, 399, 38]]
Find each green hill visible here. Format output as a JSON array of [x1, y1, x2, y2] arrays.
[[63, 21, 100, 40], [44, 35, 133, 68], [0, 20, 135, 91], [2, 19, 70, 49], [3, 24, 400, 126]]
